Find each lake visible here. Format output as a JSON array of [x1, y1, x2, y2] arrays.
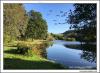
[[46, 40, 96, 69]]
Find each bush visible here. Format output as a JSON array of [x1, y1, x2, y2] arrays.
[[46, 33, 55, 41], [17, 42, 34, 56], [16, 41, 50, 57]]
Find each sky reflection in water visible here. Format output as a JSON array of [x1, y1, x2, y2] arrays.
[[46, 40, 96, 69]]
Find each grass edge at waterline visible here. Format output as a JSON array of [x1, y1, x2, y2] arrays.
[[3, 40, 67, 69]]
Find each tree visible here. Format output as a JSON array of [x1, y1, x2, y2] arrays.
[[67, 4, 96, 42], [4, 4, 28, 42], [25, 10, 48, 40]]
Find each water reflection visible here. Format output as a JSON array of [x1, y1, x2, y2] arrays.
[[46, 40, 96, 69], [64, 44, 96, 63], [81, 44, 96, 63], [39, 40, 96, 69], [40, 42, 53, 58]]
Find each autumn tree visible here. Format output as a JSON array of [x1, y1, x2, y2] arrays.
[[4, 4, 28, 42]]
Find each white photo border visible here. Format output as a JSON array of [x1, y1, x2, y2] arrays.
[[1, 1, 99, 73]]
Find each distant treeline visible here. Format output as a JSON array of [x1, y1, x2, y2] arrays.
[[49, 32, 75, 41]]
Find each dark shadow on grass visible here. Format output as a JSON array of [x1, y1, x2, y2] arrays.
[[4, 58, 66, 69], [4, 49, 18, 54]]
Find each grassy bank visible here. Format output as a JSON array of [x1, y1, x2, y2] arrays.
[[4, 40, 65, 69]]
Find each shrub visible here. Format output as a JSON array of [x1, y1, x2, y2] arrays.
[[16, 41, 49, 57], [46, 34, 54, 41], [17, 42, 33, 56]]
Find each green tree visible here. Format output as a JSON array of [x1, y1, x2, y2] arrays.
[[67, 4, 96, 42], [4, 4, 28, 42], [25, 10, 48, 40]]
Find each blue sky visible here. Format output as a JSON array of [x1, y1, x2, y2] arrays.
[[23, 3, 74, 34]]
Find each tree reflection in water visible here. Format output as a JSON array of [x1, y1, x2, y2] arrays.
[[81, 44, 96, 63], [40, 42, 53, 58], [64, 44, 96, 63], [41, 41, 96, 64]]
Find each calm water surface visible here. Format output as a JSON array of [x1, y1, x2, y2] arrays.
[[46, 40, 96, 69]]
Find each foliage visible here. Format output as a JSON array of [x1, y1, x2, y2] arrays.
[[3, 4, 28, 42], [67, 4, 96, 42], [4, 4, 48, 43], [51, 33, 64, 40], [63, 30, 77, 41], [46, 33, 55, 41], [25, 10, 48, 40], [17, 42, 33, 56], [50, 33, 75, 41], [4, 35, 12, 44], [16, 41, 49, 57], [64, 38, 75, 41]]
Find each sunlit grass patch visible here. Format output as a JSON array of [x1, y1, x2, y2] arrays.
[[4, 46, 65, 69]]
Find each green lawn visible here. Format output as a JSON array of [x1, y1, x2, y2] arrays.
[[4, 46, 65, 69]]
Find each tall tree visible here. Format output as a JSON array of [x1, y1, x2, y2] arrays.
[[3, 3, 28, 42], [25, 10, 48, 40], [67, 4, 96, 42]]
